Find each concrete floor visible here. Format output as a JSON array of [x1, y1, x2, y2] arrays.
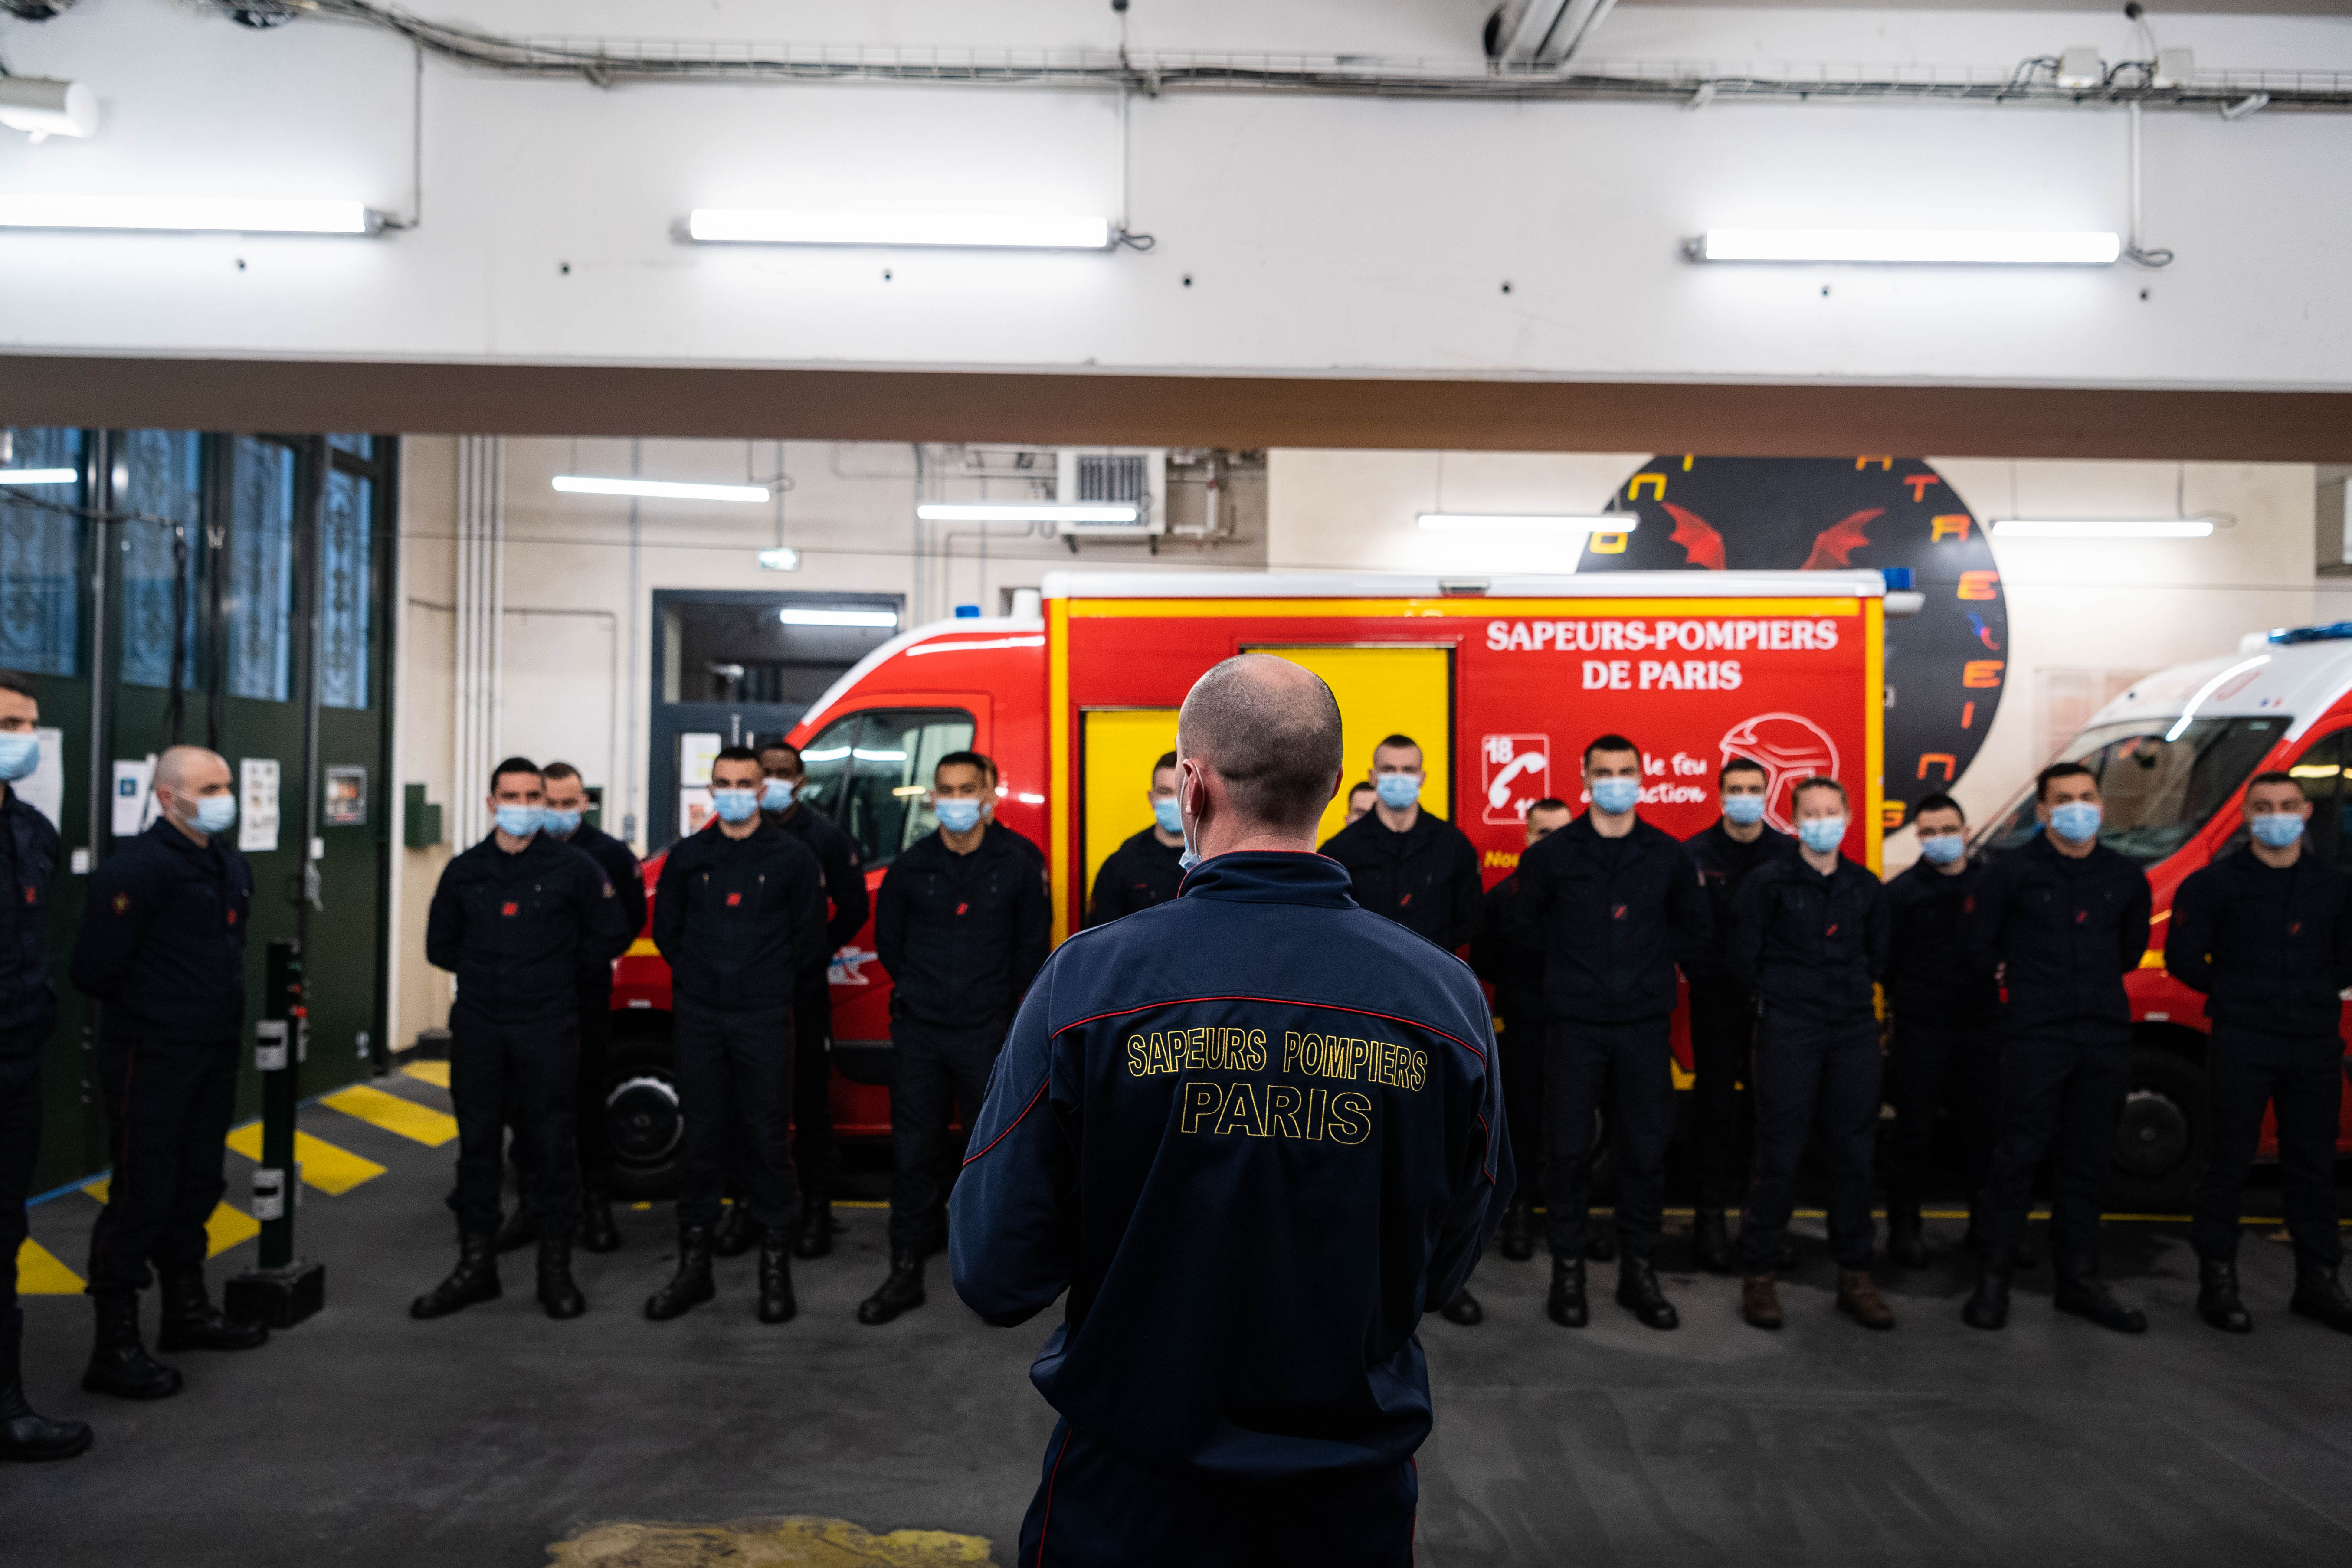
[[5, 1068, 2351, 1565]]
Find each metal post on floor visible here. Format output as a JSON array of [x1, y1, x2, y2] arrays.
[[227, 938, 326, 1327]]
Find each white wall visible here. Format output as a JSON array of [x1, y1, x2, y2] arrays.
[[3, 2, 2349, 389]]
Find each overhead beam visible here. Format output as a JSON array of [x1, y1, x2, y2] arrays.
[[1488, 0, 1621, 64]]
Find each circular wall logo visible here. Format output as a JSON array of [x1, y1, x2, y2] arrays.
[[1580, 456, 2007, 831]]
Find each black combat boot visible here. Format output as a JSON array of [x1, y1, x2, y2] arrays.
[[1546, 1255, 1589, 1329], [758, 1234, 798, 1325], [857, 1252, 927, 1325], [2290, 1267, 2352, 1334], [1962, 1267, 2011, 1331], [2054, 1272, 2147, 1335], [1616, 1257, 1679, 1331], [494, 1207, 538, 1254], [1691, 1209, 1735, 1274], [710, 1202, 756, 1259], [644, 1228, 716, 1322], [156, 1268, 268, 1352], [793, 1196, 835, 1260], [1498, 1201, 1536, 1262], [2197, 1259, 2253, 1334], [1887, 1209, 1928, 1270], [411, 1232, 502, 1319], [536, 1237, 587, 1320], [2, 1309, 92, 1461], [82, 1293, 180, 1400], [1438, 1287, 1483, 1326], [577, 1191, 621, 1255]]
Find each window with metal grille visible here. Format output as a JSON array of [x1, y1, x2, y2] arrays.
[[1075, 453, 1148, 504]]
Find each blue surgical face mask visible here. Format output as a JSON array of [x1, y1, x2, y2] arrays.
[[189, 793, 237, 836], [2047, 801, 2102, 844], [0, 733, 37, 782], [760, 778, 796, 812], [2251, 813, 2306, 849], [711, 788, 758, 825], [1152, 797, 1183, 834], [542, 808, 581, 837], [1917, 832, 1966, 866], [1590, 776, 1641, 815], [495, 803, 541, 838], [1798, 815, 1847, 854], [934, 797, 982, 834], [1722, 794, 1766, 827], [1373, 773, 1422, 811]]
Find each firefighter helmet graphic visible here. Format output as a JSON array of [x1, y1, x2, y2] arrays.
[[1720, 713, 1841, 834]]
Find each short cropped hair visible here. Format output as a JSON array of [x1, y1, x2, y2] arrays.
[[541, 761, 583, 785], [1584, 734, 1639, 767], [1793, 776, 1848, 809], [1528, 797, 1569, 815], [757, 740, 802, 767], [1347, 782, 1377, 801], [713, 745, 760, 767], [489, 755, 540, 792], [1909, 792, 1964, 824], [1720, 756, 1766, 787], [0, 670, 34, 701], [1153, 750, 1178, 776], [2244, 770, 2303, 795], [1179, 655, 1344, 834], [1373, 734, 1419, 760], [936, 750, 994, 784], [2037, 761, 2098, 802]]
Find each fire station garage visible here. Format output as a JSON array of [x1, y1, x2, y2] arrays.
[[3, 2, 2351, 1564]]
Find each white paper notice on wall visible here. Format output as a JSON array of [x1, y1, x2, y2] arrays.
[[240, 758, 282, 853], [111, 756, 155, 836], [20, 727, 64, 830]]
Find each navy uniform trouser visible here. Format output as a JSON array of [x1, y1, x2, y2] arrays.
[[789, 984, 837, 1204], [449, 1007, 580, 1240], [674, 996, 799, 1234], [1544, 1018, 1674, 1263], [509, 977, 618, 1198], [1685, 986, 1756, 1213], [1496, 1008, 1544, 1208], [1018, 1417, 1415, 1568], [2191, 1027, 2345, 1274], [2, 1026, 49, 1315], [1976, 1023, 2133, 1279], [1884, 1017, 2000, 1228], [888, 1015, 1006, 1254], [86, 1033, 239, 1297], [1738, 1011, 1884, 1273]]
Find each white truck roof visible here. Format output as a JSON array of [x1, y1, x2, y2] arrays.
[[2091, 629, 2352, 743]]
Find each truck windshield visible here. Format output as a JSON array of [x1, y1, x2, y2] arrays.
[[1976, 715, 2288, 867]]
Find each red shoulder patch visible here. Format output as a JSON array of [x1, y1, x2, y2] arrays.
[[726, 891, 743, 907], [501, 901, 519, 917]]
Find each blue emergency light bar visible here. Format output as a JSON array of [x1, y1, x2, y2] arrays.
[[2267, 622, 2352, 645]]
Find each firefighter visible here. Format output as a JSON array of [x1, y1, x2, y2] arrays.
[[1084, 750, 1185, 927], [0, 670, 91, 1460], [1728, 777, 1893, 1331], [645, 747, 826, 1324], [2166, 771, 2352, 1335], [1343, 782, 1377, 827], [72, 744, 269, 1401], [1680, 756, 1791, 1273], [1513, 734, 1710, 1332], [1963, 762, 2153, 1334], [858, 750, 1050, 1324], [950, 654, 1506, 1567], [413, 758, 634, 1322], [1318, 734, 1483, 953], [1882, 793, 2003, 1269]]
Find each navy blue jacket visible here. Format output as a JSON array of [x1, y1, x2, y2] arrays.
[[1683, 819, 1792, 994], [0, 787, 60, 1042], [1318, 807, 1484, 952], [1084, 826, 1185, 928], [1510, 815, 1713, 1025], [1730, 848, 1891, 1027], [2166, 846, 2352, 1040], [71, 818, 252, 1042], [1965, 831, 2152, 1036], [948, 851, 1508, 1485], [1469, 870, 1545, 1022], [1884, 858, 1999, 1027], [652, 821, 827, 1012], [426, 831, 635, 1025], [554, 823, 646, 993], [768, 801, 869, 956], [874, 822, 1051, 1030]]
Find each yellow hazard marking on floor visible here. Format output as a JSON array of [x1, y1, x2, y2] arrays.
[[400, 1059, 451, 1088], [548, 1516, 993, 1567], [323, 1082, 459, 1146], [81, 1180, 264, 1259], [16, 1237, 84, 1295], [224, 1123, 387, 1194]]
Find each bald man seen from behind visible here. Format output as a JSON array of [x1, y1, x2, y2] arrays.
[[71, 746, 269, 1403], [951, 654, 1510, 1568]]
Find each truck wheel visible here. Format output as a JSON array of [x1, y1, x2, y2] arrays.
[[2106, 1048, 2208, 1214], [605, 1033, 684, 1201]]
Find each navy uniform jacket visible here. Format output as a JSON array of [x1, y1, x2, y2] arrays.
[[1084, 827, 1184, 927], [1510, 815, 1713, 1025], [72, 819, 253, 1043], [0, 787, 60, 1042], [1318, 807, 1484, 952], [652, 821, 827, 1013], [1964, 831, 2151, 1037], [875, 822, 1050, 1031], [768, 800, 869, 956], [426, 831, 634, 1026], [1468, 870, 1545, 1023], [1683, 819, 1792, 994], [1730, 848, 1891, 1027], [559, 823, 647, 967], [1884, 858, 1999, 1029], [2166, 846, 2352, 1044], [948, 851, 1507, 1484]]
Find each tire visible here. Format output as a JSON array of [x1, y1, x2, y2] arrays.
[[604, 1029, 685, 1201], [2106, 1046, 2208, 1213]]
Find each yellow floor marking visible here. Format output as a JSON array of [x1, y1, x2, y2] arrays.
[[224, 1124, 387, 1194], [550, 1517, 992, 1567], [322, 1083, 459, 1146], [205, 1201, 260, 1256], [16, 1237, 84, 1294], [400, 1059, 450, 1088]]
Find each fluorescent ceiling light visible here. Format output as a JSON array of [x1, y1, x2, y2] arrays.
[[0, 79, 99, 143], [917, 502, 1140, 524], [757, 547, 801, 572], [1417, 513, 1639, 534], [1692, 229, 2120, 265], [1992, 518, 2214, 538], [779, 607, 898, 629], [0, 195, 379, 234], [552, 475, 770, 504], [0, 468, 77, 486], [688, 209, 1113, 250]]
